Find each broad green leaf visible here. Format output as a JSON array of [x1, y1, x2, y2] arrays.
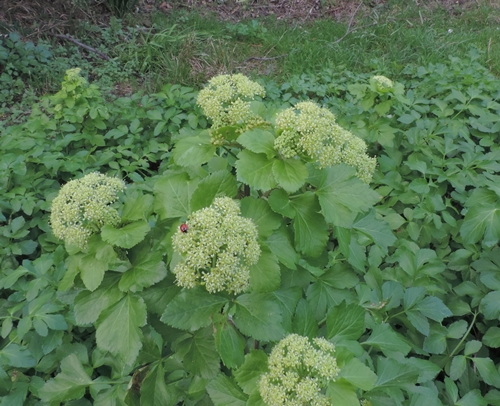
[[240, 197, 281, 238], [172, 134, 217, 167], [423, 327, 448, 354], [74, 275, 124, 325], [479, 290, 500, 320], [272, 159, 308, 193], [456, 389, 488, 406], [237, 129, 276, 158], [0, 344, 35, 368], [176, 328, 220, 378], [450, 355, 467, 380], [406, 357, 441, 383], [325, 380, 359, 406], [272, 287, 302, 333], [94, 384, 128, 406], [140, 362, 174, 406], [154, 172, 199, 219], [214, 316, 246, 369], [234, 350, 268, 395], [249, 249, 280, 293], [39, 354, 92, 403], [266, 226, 299, 270], [79, 254, 108, 292], [313, 165, 380, 228], [235, 150, 277, 191], [289, 192, 328, 257], [101, 221, 151, 249], [191, 170, 238, 211], [118, 250, 167, 293], [406, 310, 430, 336], [292, 298, 318, 338], [415, 296, 452, 322], [352, 210, 396, 253], [464, 340, 482, 356], [374, 357, 419, 388], [339, 358, 377, 390], [336, 227, 366, 272], [121, 192, 154, 222], [268, 189, 295, 218], [363, 323, 411, 357], [161, 287, 228, 331], [483, 326, 500, 348], [473, 357, 500, 388], [96, 294, 147, 365], [460, 205, 500, 246], [306, 280, 355, 321], [0, 381, 28, 406], [326, 301, 365, 342], [206, 375, 247, 406], [233, 292, 284, 341]]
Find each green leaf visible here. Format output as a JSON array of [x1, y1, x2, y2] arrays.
[[289, 192, 328, 257], [363, 323, 411, 357], [272, 159, 308, 193], [240, 197, 281, 238], [326, 301, 365, 342], [374, 357, 419, 388], [249, 249, 281, 293], [339, 358, 377, 390], [406, 310, 430, 336], [0, 344, 35, 368], [415, 296, 452, 322], [154, 172, 199, 219], [79, 254, 108, 292], [96, 293, 147, 365], [161, 287, 229, 331], [268, 189, 295, 218], [483, 327, 500, 348], [313, 165, 380, 228], [336, 227, 366, 272], [460, 205, 500, 246], [234, 350, 268, 395], [74, 275, 124, 325], [206, 375, 247, 406], [233, 292, 285, 341], [140, 362, 174, 406], [479, 290, 500, 320], [121, 192, 154, 222], [474, 358, 500, 388], [39, 354, 92, 403], [118, 250, 167, 293], [292, 298, 318, 339], [450, 355, 467, 380], [352, 210, 396, 253], [191, 170, 238, 212], [235, 150, 277, 191], [176, 327, 220, 378], [101, 221, 151, 249], [272, 287, 302, 333], [214, 316, 246, 369], [172, 134, 217, 167], [464, 340, 482, 356], [325, 380, 359, 406], [237, 129, 276, 158], [456, 389, 488, 406], [266, 226, 299, 270]]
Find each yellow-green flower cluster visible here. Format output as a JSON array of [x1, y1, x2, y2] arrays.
[[274, 101, 377, 183], [369, 75, 394, 94], [171, 197, 260, 294], [197, 74, 266, 133], [50, 173, 125, 249], [259, 334, 340, 406]]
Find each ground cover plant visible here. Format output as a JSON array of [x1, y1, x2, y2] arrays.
[[3, 1, 500, 405]]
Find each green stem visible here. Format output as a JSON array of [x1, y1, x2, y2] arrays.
[[448, 311, 478, 359]]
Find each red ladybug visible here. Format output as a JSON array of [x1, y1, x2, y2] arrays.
[[180, 223, 189, 233]]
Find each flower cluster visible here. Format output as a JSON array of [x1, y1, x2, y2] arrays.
[[197, 74, 266, 143], [171, 197, 260, 294], [259, 334, 340, 406], [50, 172, 125, 249], [369, 75, 394, 94], [274, 101, 377, 183]]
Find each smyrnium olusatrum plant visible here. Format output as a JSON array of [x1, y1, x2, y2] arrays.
[[274, 101, 377, 183], [259, 334, 340, 406], [171, 196, 261, 294], [50, 172, 125, 249]]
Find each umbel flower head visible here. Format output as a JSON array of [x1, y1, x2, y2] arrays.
[[259, 334, 340, 406], [50, 172, 125, 249], [171, 197, 260, 294], [274, 101, 377, 183], [197, 74, 266, 141], [369, 75, 394, 94]]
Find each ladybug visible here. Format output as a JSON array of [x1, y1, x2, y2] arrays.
[[180, 223, 189, 233]]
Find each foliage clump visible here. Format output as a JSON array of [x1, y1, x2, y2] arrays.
[[172, 196, 260, 294], [197, 73, 266, 143], [50, 172, 125, 249], [259, 334, 339, 406], [274, 101, 376, 182]]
